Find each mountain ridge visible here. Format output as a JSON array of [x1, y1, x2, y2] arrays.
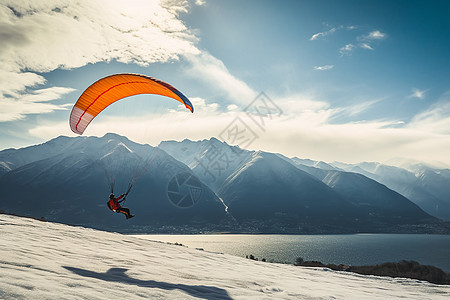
[[1, 133, 448, 233]]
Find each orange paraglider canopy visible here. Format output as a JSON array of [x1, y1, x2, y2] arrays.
[[69, 73, 193, 135]]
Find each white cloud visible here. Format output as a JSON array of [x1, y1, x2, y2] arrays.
[[332, 29, 386, 56], [275, 94, 332, 116], [0, 87, 74, 122], [359, 43, 374, 50], [337, 97, 386, 117], [184, 52, 256, 104], [310, 25, 356, 41], [313, 65, 334, 71], [0, 0, 199, 122], [253, 107, 450, 166], [339, 44, 356, 56], [227, 104, 239, 111], [354, 30, 386, 52], [408, 88, 427, 99], [0, 70, 45, 98], [0, 1, 198, 72], [408, 92, 450, 134], [365, 30, 386, 40], [310, 27, 338, 40], [160, 0, 190, 14], [195, 0, 206, 6]]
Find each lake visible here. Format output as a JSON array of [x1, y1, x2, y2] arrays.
[[133, 234, 450, 272]]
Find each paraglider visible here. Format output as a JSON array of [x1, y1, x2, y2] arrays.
[[107, 193, 134, 219], [69, 73, 193, 135], [69, 73, 194, 220]]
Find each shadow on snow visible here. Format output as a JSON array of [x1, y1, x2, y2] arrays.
[[63, 266, 233, 300]]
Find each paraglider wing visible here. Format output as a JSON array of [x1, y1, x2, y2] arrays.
[[69, 73, 193, 135]]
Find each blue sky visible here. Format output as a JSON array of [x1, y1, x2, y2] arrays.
[[1, 0, 450, 166]]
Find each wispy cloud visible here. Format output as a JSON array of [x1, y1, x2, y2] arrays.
[[258, 92, 450, 165], [337, 98, 386, 117], [310, 27, 339, 41], [337, 29, 387, 56], [313, 65, 334, 71], [408, 92, 450, 134], [364, 30, 387, 40], [355, 30, 387, 52], [359, 43, 374, 50], [339, 44, 356, 56], [311, 25, 386, 56], [184, 52, 256, 104], [195, 0, 206, 5], [0, 87, 74, 122], [408, 88, 427, 99], [310, 25, 356, 41]]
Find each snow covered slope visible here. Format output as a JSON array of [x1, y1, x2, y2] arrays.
[[1, 214, 449, 299]]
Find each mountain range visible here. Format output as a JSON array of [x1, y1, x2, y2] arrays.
[[1, 133, 448, 233], [161, 138, 446, 233], [0, 134, 229, 232]]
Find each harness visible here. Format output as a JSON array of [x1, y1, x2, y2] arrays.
[[107, 182, 133, 212], [106, 200, 116, 212]]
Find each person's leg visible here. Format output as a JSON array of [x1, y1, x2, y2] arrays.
[[117, 207, 131, 218]]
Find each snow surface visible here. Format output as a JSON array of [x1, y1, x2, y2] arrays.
[[1, 214, 449, 300]]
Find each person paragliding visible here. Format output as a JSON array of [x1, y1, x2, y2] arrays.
[[107, 193, 135, 219], [69, 73, 194, 219]]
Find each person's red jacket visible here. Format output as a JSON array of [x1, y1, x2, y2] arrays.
[[107, 194, 124, 211]]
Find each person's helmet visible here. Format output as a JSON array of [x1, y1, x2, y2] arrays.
[[109, 193, 115, 199]]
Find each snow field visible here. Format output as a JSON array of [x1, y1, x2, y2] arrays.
[[1, 214, 449, 299]]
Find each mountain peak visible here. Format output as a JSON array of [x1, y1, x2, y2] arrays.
[[101, 132, 132, 143]]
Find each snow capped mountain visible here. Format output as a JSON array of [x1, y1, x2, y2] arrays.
[[160, 137, 251, 192], [0, 133, 143, 172], [217, 151, 358, 233], [0, 133, 229, 232], [328, 160, 450, 221], [1, 134, 447, 233], [320, 171, 432, 222], [291, 157, 339, 171], [158, 137, 447, 232], [219, 151, 438, 233], [158, 138, 212, 168]]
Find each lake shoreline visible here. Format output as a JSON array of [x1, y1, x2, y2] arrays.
[[292, 258, 450, 285], [134, 233, 450, 273]]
